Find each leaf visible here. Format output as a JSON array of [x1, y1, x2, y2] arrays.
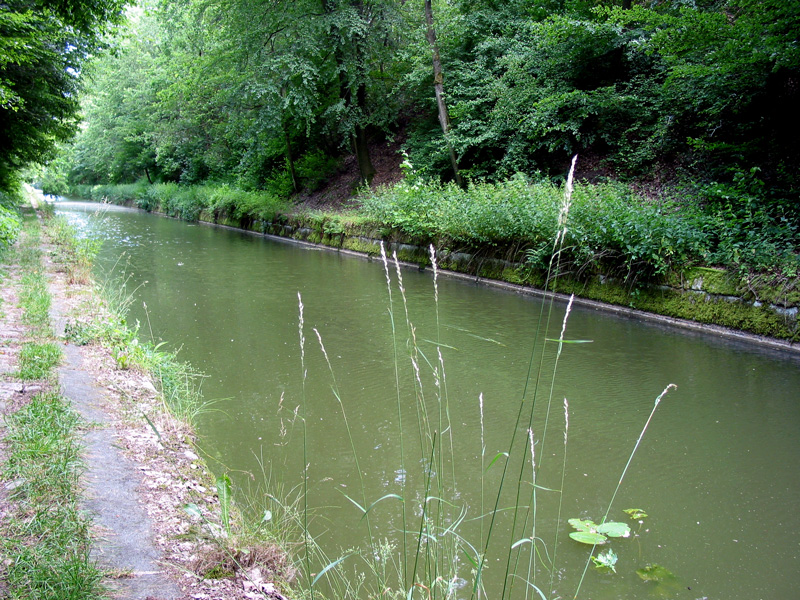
[[183, 503, 202, 518], [545, 338, 593, 344], [216, 474, 232, 535], [141, 411, 162, 443], [591, 548, 618, 573], [461, 549, 479, 569], [484, 452, 509, 472], [311, 553, 355, 587], [624, 508, 648, 520], [359, 493, 403, 522], [339, 491, 365, 513], [596, 522, 631, 538], [568, 518, 597, 532], [569, 531, 607, 545]]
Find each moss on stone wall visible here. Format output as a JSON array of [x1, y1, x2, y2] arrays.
[[192, 214, 797, 342]]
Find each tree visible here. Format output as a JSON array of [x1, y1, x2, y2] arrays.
[[0, 0, 125, 191], [424, 0, 462, 187]]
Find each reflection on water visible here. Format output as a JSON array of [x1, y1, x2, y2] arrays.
[[57, 200, 800, 600]]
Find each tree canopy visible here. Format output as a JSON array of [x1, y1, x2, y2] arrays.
[[28, 0, 800, 206], [0, 0, 126, 192]]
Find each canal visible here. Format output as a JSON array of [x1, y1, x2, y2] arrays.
[[57, 200, 800, 600]]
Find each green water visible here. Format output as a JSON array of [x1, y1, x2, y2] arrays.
[[58, 201, 800, 600]]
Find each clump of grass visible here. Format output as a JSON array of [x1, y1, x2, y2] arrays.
[[16, 341, 62, 380], [1, 391, 104, 599], [46, 214, 100, 285]]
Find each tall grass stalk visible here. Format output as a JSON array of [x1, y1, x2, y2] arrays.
[[286, 154, 675, 600], [380, 242, 409, 589], [478, 156, 577, 600], [571, 383, 676, 599], [297, 292, 313, 599], [312, 327, 378, 553], [392, 250, 459, 598]]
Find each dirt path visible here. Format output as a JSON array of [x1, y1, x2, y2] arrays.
[[41, 251, 260, 600]]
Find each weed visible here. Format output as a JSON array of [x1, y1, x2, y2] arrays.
[[1, 391, 103, 600], [17, 342, 62, 380]]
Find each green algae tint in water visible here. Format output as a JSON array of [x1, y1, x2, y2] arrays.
[[58, 200, 800, 600]]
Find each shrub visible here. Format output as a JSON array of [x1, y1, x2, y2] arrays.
[[0, 205, 21, 249]]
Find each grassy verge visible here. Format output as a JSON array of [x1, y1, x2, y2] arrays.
[[0, 210, 103, 599], [72, 181, 288, 225], [2, 391, 101, 599], [69, 174, 799, 287]]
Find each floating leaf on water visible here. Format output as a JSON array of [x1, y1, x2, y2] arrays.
[[568, 518, 598, 532], [596, 521, 631, 538], [624, 508, 648, 520], [591, 548, 618, 573], [569, 531, 608, 545], [636, 564, 676, 582]]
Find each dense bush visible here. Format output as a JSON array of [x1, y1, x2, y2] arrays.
[[0, 205, 21, 249], [75, 183, 288, 225], [361, 177, 799, 282], [72, 174, 799, 286]]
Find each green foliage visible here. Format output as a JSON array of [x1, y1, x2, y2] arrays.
[[362, 177, 798, 282], [591, 548, 618, 573], [2, 391, 103, 600], [52, 0, 409, 192], [0, 205, 21, 248], [17, 342, 62, 380], [0, 0, 125, 193], [568, 518, 631, 545], [636, 563, 676, 583], [295, 150, 340, 193]]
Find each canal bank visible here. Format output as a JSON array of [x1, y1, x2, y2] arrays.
[[204, 214, 800, 354], [0, 203, 294, 599]]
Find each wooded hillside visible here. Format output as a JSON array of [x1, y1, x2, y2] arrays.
[[27, 0, 798, 197]]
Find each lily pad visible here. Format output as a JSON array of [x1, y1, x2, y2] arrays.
[[569, 531, 608, 545], [568, 518, 598, 532], [596, 521, 631, 538]]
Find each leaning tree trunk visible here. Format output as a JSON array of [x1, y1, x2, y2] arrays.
[[424, 0, 463, 188]]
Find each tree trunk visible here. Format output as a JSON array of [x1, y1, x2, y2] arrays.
[[284, 124, 299, 193], [353, 82, 376, 185], [424, 0, 463, 188], [324, 0, 376, 186]]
